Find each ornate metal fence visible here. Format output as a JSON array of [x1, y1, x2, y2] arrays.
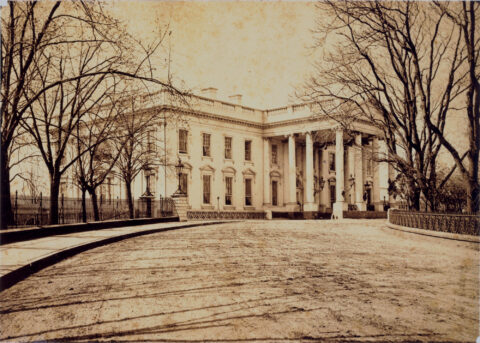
[[10, 193, 177, 228], [187, 210, 266, 220], [389, 210, 479, 236]]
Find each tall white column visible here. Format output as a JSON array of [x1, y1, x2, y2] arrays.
[[263, 138, 271, 206], [347, 145, 355, 204], [354, 133, 365, 211], [333, 128, 345, 219], [304, 132, 316, 212], [287, 134, 297, 210]]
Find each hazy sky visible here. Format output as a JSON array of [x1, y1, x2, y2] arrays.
[[112, 1, 317, 109]]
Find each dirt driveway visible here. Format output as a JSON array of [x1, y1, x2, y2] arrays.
[[0, 220, 478, 342]]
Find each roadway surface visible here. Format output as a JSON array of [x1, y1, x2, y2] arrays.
[[0, 220, 478, 342]]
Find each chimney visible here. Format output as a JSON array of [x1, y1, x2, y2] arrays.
[[200, 87, 218, 99], [228, 94, 242, 105]]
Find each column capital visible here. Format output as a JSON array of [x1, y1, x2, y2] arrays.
[[303, 130, 315, 137], [263, 136, 271, 142]]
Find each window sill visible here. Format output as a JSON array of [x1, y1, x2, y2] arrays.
[[202, 156, 213, 162], [244, 206, 255, 210], [179, 152, 190, 158], [244, 161, 254, 166], [223, 205, 236, 210], [224, 158, 234, 164], [201, 204, 214, 210]]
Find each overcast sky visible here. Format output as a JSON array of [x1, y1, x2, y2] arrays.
[[112, 1, 317, 109], [110, 1, 467, 160]]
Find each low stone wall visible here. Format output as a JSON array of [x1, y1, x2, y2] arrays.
[[187, 211, 266, 220], [389, 210, 479, 236]]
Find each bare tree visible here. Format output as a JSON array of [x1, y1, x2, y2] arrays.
[[73, 92, 125, 222], [303, 1, 468, 211], [1, 2, 62, 227], [428, 2, 479, 213], [112, 91, 165, 219], [2, 1, 185, 226]]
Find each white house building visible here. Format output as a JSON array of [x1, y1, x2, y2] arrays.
[[11, 87, 394, 220], [145, 88, 393, 219]]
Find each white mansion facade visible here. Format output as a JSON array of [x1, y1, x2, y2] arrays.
[[11, 88, 394, 219], [152, 88, 393, 219]]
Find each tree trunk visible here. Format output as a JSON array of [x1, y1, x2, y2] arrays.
[[466, 174, 479, 213], [49, 173, 60, 225], [125, 181, 134, 219], [0, 146, 13, 229], [410, 185, 420, 211], [81, 188, 87, 223], [88, 189, 100, 221]]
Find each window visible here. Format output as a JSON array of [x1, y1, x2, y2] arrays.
[[329, 152, 335, 172], [202, 133, 211, 157], [366, 158, 373, 176], [203, 175, 211, 204], [271, 144, 278, 164], [225, 137, 232, 159], [147, 130, 156, 153], [106, 177, 113, 201], [60, 181, 67, 196], [179, 129, 188, 154], [272, 180, 278, 206], [245, 140, 251, 161], [180, 173, 188, 195], [145, 173, 155, 194], [225, 176, 233, 205], [245, 178, 252, 206]]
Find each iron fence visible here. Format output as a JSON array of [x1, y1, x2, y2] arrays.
[[10, 193, 177, 228], [389, 209, 479, 236], [187, 210, 265, 220]]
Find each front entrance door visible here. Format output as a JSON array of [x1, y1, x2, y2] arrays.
[[365, 189, 373, 211], [271, 180, 278, 206]]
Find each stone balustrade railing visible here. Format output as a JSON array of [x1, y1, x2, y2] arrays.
[[388, 209, 479, 236]]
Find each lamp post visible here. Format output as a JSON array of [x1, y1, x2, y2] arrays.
[[173, 157, 185, 196], [141, 167, 154, 217]]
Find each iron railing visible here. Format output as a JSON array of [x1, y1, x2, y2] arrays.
[[389, 210, 479, 236], [187, 210, 265, 220], [9, 193, 177, 228]]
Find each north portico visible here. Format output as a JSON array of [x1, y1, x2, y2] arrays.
[[262, 128, 390, 219]]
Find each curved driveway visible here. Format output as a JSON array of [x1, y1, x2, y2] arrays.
[[0, 220, 478, 342]]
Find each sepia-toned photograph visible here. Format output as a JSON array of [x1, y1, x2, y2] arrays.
[[0, 1, 478, 342]]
